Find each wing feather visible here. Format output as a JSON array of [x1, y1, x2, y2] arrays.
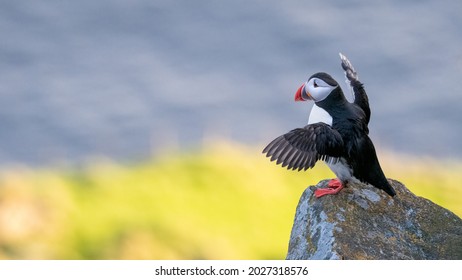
[[339, 53, 371, 124], [262, 123, 344, 171]]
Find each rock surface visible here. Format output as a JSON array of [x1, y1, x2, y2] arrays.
[[286, 179, 462, 260]]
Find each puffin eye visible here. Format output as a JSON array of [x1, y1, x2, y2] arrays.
[[313, 80, 319, 88]]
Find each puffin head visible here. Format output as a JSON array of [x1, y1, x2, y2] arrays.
[[295, 72, 339, 102]]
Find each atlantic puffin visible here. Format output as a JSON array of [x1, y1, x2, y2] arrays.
[[262, 53, 396, 198]]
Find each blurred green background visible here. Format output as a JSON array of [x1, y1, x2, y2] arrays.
[[1, 141, 461, 259]]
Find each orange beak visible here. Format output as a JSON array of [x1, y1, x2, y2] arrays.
[[295, 84, 312, 101]]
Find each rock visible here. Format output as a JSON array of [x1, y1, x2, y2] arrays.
[[286, 179, 462, 260]]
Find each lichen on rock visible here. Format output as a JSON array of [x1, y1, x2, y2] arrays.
[[286, 179, 462, 260]]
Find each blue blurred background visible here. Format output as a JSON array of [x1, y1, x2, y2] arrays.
[[1, 0, 461, 166]]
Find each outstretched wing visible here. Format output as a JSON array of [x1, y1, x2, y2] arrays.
[[339, 53, 371, 124], [262, 123, 344, 171]]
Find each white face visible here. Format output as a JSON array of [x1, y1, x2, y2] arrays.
[[305, 77, 338, 102]]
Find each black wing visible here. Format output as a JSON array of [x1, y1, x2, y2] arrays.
[[339, 53, 371, 124], [349, 134, 396, 196], [262, 123, 344, 171]]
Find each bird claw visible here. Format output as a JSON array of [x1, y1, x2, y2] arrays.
[[314, 178, 344, 198]]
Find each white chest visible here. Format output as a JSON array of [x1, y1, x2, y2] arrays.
[[308, 104, 333, 126]]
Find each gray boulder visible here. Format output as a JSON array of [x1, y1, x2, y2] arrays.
[[286, 179, 462, 259]]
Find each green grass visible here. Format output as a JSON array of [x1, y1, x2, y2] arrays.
[[0, 142, 460, 259]]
